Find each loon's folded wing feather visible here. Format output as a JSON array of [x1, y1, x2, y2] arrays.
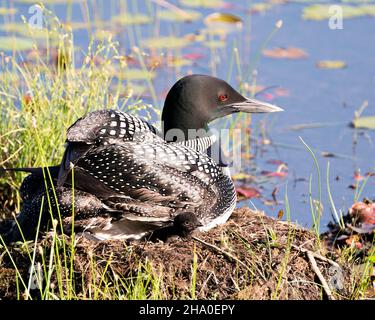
[[171, 135, 217, 152], [66, 142, 218, 215]]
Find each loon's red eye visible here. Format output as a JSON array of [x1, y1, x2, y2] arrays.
[[219, 94, 228, 102]]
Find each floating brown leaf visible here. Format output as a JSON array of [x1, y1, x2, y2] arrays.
[[262, 47, 308, 59]]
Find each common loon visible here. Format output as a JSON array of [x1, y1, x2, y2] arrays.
[[1, 75, 282, 243]]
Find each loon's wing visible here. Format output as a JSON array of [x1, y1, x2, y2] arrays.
[[66, 109, 157, 144], [58, 109, 160, 186], [1, 186, 123, 243], [56, 137, 234, 239], [64, 141, 218, 209]]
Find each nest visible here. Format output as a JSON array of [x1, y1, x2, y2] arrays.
[[0, 208, 363, 300]]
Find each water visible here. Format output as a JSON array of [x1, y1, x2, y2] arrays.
[[1, 0, 374, 230]]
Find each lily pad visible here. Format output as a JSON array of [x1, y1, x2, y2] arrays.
[[0, 36, 35, 51], [316, 60, 347, 69], [204, 13, 243, 34], [303, 4, 375, 20], [142, 36, 192, 49], [180, 0, 226, 8], [203, 40, 226, 48], [352, 116, 375, 130], [158, 9, 201, 22], [112, 14, 152, 25], [0, 23, 59, 41], [122, 69, 156, 81], [118, 84, 147, 98], [167, 56, 193, 67], [95, 29, 116, 41], [262, 47, 308, 59], [16, 0, 79, 3], [250, 3, 274, 14], [0, 7, 17, 15], [341, 0, 375, 3]]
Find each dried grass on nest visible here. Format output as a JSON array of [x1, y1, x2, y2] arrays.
[[0, 208, 357, 300]]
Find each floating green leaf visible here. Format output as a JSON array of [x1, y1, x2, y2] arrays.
[[16, 0, 80, 3], [158, 9, 201, 22], [288, 0, 330, 2], [303, 4, 375, 20], [205, 12, 242, 24], [0, 23, 60, 41], [112, 14, 152, 25], [167, 57, 193, 67], [204, 13, 243, 34], [250, 3, 274, 13], [119, 84, 147, 97], [95, 29, 116, 41], [203, 40, 226, 48], [0, 36, 35, 51], [180, 0, 226, 8], [0, 7, 17, 15], [122, 69, 156, 81], [142, 36, 192, 49], [341, 0, 375, 3], [316, 60, 347, 69], [66, 20, 111, 30], [352, 116, 375, 130]]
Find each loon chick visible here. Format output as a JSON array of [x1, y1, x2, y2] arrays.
[[2, 75, 282, 242], [147, 212, 203, 242]]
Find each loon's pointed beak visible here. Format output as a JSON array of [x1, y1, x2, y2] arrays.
[[232, 97, 284, 113]]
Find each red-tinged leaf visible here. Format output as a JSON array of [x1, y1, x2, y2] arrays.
[[277, 209, 284, 219], [261, 171, 288, 178], [349, 202, 375, 224], [345, 235, 360, 246], [221, 2, 236, 9], [266, 159, 285, 165], [274, 87, 290, 97], [353, 171, 364, 181], [183, 53, 204, 61], [23, 94, 33, 105], [259, 92, 274, 101], [236, 186, 261, 199]]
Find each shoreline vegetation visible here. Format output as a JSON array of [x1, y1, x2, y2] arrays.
[[0, 5, 373, 300], [0, 208, 372, 300]]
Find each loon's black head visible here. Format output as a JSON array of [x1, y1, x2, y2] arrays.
[[162, 74, 283, 140]]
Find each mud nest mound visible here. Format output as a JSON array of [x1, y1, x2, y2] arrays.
[[0, 208, 361, 300]]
